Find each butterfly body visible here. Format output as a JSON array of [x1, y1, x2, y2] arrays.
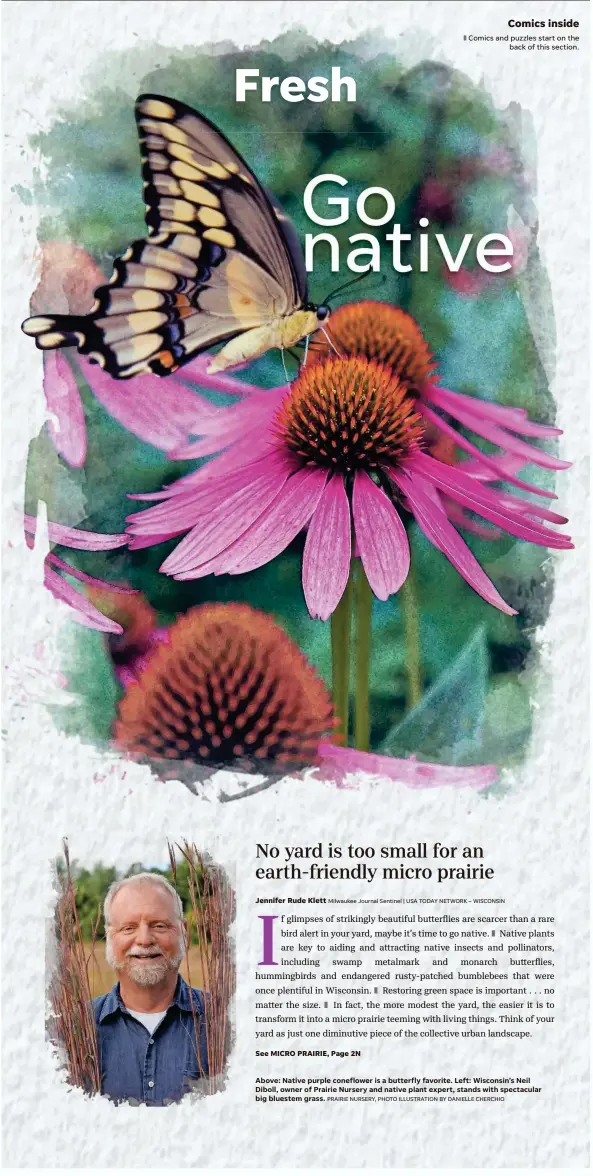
[[22, 95, 328, 379], [207, 308, 321, 372]]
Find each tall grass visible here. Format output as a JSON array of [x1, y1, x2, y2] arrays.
[[169, 842, 234, 1091], [48, 840, 101, 1093]]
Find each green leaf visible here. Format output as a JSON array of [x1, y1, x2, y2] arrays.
[[379, 625, 488, 765]]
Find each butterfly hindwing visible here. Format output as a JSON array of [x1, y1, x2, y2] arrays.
[[23, 94, 308, 378]]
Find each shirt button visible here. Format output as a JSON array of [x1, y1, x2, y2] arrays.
[[148, 1081, 154, 1088], [149, 1039, 154, 1045]]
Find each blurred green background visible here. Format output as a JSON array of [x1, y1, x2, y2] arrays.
[[54, 854, 204, 941], [25, 34, 560, 773]]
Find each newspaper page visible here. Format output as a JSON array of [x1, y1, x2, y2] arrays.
[[2, 0, 589, 1168]]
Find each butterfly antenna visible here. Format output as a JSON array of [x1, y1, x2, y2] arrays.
[[323, 270, 385, 305], [303, 334, 310, 367]]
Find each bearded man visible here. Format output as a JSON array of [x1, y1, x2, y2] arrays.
[[93, 872, 208, 1104]]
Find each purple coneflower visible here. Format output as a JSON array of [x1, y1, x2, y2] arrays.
[[113, 602, 495, 790], [24, 514, 130, 633], [126, 302, 572, 621]]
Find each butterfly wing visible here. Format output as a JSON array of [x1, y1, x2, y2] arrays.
[[22, 94, 308, 378], [136, 95, 306, 303]]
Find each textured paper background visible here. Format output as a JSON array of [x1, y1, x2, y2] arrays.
[[2, 0, 589, 1167]]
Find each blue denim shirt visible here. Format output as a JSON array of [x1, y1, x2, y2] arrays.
[[93, 975, 208, 1105]]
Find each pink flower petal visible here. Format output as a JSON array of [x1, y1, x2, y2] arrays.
[[44, 352, 87, 468], [179, 353, 287, 399], [447, 410, 570, 472], [126, 468, 255, 534], [390, 467, 517, 614], [168, 387, 285, 457], [129, 421, 282, 505], [423, 387, 569, 471], [161, 456, 293, 576], [178, 355, 250, 395], [352, 472, 410, 600], [43, 565, 123, 634], [407, 454, 572, 549], [46, 553, 136, 592], [421, 405, 555, 498], [76, 355, 216, 453], [460, 452, 543, 486], [169, 416, 278, 468], [443, 501, 505, 540], [316, 743, 496, 789], [302, 476, 352, 620], [127, 483, 231, 536], [127, 531, 182, 552], [498, 499, 569, 525], [24, 514, 128, 551], [214, 467, 328, 575], [126, 454, 287, 539], [423, 383, 563, 439]]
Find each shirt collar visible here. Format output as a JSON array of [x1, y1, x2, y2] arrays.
[[97, 982, 125, 1022], [98, 974, 196, 1022]]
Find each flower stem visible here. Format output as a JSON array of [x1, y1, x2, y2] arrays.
[[354, 562, 372, 752], [401, 565, 423, 710], [330, 564, 354, 745]]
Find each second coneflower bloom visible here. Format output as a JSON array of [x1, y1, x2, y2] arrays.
[[115, 603, 336, 769], [126, 301, 572, 620], [114, 602, 495, 790]]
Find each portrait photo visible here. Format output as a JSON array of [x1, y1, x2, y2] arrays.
[[47, 840, 234, 1105]]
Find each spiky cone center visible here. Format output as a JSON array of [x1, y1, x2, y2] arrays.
[[277, 355, 425, 474], [114, 603, 336, 769], [314, 301, 437, 392]]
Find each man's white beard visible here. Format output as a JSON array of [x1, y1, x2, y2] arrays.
[[107, 937, 185, 988], [126, 954, 173, 987]]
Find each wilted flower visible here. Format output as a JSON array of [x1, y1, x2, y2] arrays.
[[114, 602, 496, 789], [24, 514, 130, 633], [126, 302, 571, 620]]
